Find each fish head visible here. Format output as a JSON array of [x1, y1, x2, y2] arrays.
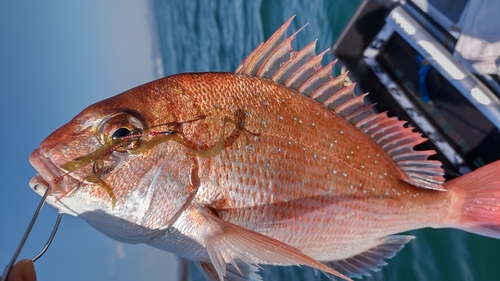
[[29, 79, 203, 241]]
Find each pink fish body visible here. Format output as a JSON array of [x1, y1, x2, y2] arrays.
[[29, 17, 500, 281]]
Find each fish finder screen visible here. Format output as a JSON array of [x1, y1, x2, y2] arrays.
[[375, 33, 500, 168]]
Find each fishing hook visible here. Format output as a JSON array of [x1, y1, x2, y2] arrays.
[[1, 186, 63, 281]]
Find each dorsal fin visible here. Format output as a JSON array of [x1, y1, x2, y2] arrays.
[[235, 16, 445, 190]]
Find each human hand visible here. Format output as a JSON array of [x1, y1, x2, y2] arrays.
[[0, 260, 37, 281]]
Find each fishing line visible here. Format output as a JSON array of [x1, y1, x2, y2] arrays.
[[1, 186, 63, 281]]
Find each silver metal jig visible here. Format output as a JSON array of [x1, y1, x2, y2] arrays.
[[1, 186, 63, 281]]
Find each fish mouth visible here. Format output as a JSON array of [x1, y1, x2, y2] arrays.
[[29, 148, 69, 196]]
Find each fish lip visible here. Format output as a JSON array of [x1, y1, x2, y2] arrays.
[[29, 148, 68, 196]]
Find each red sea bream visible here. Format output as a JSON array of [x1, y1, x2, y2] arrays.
[[29, 17, 500, 281]]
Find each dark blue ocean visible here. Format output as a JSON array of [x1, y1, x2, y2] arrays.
[[152, 1, 500, 280]]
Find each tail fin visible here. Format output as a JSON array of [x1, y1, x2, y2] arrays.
[[445, 160, 500, 238]]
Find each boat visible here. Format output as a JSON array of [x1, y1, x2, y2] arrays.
[[333, 0, 500, 176]]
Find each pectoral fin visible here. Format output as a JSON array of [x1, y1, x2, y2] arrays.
[[198, 208, 352, 281], [80, 210, 167, 244]]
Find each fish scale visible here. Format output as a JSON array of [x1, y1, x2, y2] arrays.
[[28, 16, 500, 281]]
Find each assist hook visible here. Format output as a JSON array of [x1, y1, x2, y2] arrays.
[[1, 186, 63, 281]]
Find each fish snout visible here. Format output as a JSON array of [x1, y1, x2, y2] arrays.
[[29, 148, 69, 196]]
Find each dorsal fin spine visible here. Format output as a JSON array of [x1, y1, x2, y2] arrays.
[[298, 59, 337, 95], [387, 139, 426, 157], [398, 160, 442, 168], [264, 26, 308, 81], [258, 25, 306, 79], [403, 166, 443, 175], [383, 133, 425, 151], [284, 39, 317, 75], [270, 36, 315, 83], [235, 16, 295, 75], [370, 121, 408, 142], [309, 71, 346, 100], [376, 129, 411, 147], [286, 47, 329, 89], [364, 116, 398, 136], [235, 42, 263, 74], [355, 116, 388, 138], [256, 39, 292, 78], [334, 93, 368, 118], [345, 103, 375, 125], [393, 151, 433, 161], [322, 83, 355, 108]]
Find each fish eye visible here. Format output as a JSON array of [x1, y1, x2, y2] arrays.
[[111, 127, 133, 140], [98, 112, 146, 152]]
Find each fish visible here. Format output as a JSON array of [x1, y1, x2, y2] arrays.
[[28, 16, 500, 281]]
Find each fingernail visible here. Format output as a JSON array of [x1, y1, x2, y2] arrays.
[[22, 261, 37, 281]]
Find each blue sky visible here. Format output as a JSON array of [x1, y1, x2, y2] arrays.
[[0, 1, 178, 280]]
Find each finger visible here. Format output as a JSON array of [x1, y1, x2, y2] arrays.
[[7, 260, 37, 281]]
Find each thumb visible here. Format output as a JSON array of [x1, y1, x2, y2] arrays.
[[7, 260, 37, 281], [20, 260, 37, 281]]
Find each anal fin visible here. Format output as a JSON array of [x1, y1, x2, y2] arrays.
[[196, 261, 262, 281], [198, 208, 352, 281], [322, 235, 415, 280]]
